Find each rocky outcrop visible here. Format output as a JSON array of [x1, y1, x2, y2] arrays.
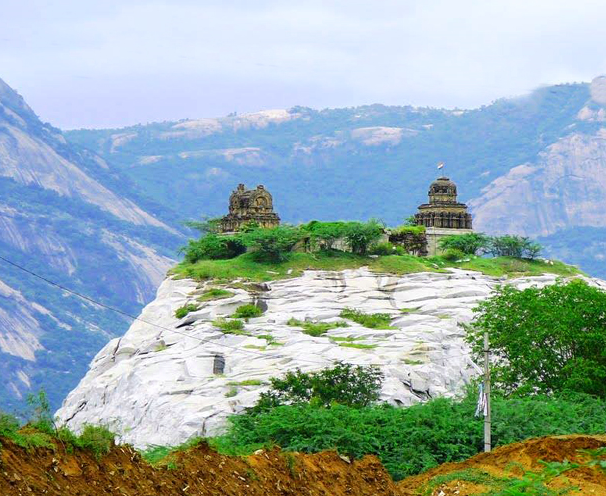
[[57, 268, 603, 448]]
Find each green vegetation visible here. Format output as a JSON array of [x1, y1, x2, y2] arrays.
[[442, 248, 466, 261], [287, 317, 348, 337], [232, 304, 264, 319], [197, 288, 234, 301], [212, 318, 248, 335], [174, 251, 577, 284], [0, 391, 115, 458], [240, 225, 303, 262], [339, 308, 394, 329], [391, 224, 426, 236], [338, 342, 377, 350], [369, 242, 405, 256], [227, 380, 264, 387], [181, 233, 245, 263], [214, 392, 606, 481], [466, 280, 606, 397], [141, 437, 205, 468], [174, 303, 199, 319], [251, 363, 383, 412], [225, 387, 238, 398], [329, 336, 363, 343], [439, 232, 492, 255]]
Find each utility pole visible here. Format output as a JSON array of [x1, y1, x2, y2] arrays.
[[484, 331, 491, 452]]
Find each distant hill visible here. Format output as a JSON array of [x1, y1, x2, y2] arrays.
[[0, 79, 184, 411], [66, 79, 606, 278]]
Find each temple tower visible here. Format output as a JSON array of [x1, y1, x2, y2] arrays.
[[219, 184, 280, 232], [415, 177, 473, 256]]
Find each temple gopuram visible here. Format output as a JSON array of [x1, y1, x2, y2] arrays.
[[219, 184, 280, 233], [415, 176, 473, 256]]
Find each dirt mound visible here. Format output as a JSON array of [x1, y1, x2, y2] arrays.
[[397, 435, 606, 496], [0, 438, 399, 495]]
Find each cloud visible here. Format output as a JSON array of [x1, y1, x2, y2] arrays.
[[1, 0, 606, 128]]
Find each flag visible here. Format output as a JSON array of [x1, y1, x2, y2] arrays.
[[437, 161, 444, 170]]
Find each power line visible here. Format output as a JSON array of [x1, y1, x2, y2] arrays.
[[0, 253, 479, 368]]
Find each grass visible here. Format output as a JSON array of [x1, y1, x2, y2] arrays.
[[175, 303, 199, 319], [287, 317, 348, 337], [339, 308, 395, 329], [400, 307, 419, 314], [172, 251, 580, 284], [155, 343, 169, 352], [227, 380, 264, 386], [244, 345, 266, 351], [225, 387, 238, 398], [403, 358, 424, 365], [338, 343, 377, 350], [141, 437, 205, 469], [329, 336, 363, 343], [197, 288, 234, 301], [212, 318, 249, 335], [232, 304, 263, 319]]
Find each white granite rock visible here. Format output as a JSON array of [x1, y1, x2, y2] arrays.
[[56, 268, 603, 448]]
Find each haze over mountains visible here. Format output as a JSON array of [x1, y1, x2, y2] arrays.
[[0, 76, 605, 411]]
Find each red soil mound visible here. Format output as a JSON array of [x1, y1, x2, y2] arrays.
[[397, 435, 606, 496], [0, 438, 398, 495]]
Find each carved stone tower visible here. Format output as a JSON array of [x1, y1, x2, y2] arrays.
[[219, 184, 280, 232], [415, 177, 473, 255]]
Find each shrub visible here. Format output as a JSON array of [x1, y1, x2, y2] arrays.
[[213, 318, 247, 334], [340, 308, 394, 329], [76, 424, 115, 459], [441, 248, 466, 261], [198, 288, 234, 301], [369, 242, 404, 256], [240, 226, 303, 262], [438, 233, 491, 255], [465, 280, 606, 397], [302, 221, 350, 250], [390, 224, 426, 236], [343, 220, 384, 255], [181, 234, 245, 263], [232, 304, 263, 319], [489, 235, 542, 259], [175, 303, 199, 319], [287, 317, 348, 337], [252, 362, 383, 411], [216, 393, 606, 481]]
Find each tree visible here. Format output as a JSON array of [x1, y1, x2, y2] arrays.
[[183, 216, 222, 235], [465, 280, 606, 397], [252, 362, 384, 412], [488, 235, 542, 259], [303, 221, 350, 250], [240, 225, 303, 262], [343, 220, 384, 255], [438, 233, 491, 255], [180, 233, 245, 263]]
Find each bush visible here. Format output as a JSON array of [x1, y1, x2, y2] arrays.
[[340, 308, 394, 329], [198, 288, 234, 301], [76, 424, 115, 459], [465, 280, 606, 397], [369, 242, 404, 256], [216, 393, 606, 481], [213, 318, 247, 334], [233, 304, 263, 319], [390, 224, 426, 236], [287, 317, 348, 337], [438, 233, 491, 255], [252, 363, 383, 411], [441, 248, 466, 261], [240, 226, 303, 262], [343, 220, 384, 255], [175, 303, 199, 319], [181, 234, 245, 263], [302, 221, 350, 250], [489, 235, 542, 259]]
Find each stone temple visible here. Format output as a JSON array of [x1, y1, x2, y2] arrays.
[[415, 176, 473, 256], [219, 184, 280, 232]]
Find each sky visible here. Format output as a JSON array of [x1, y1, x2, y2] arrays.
[[1, 0, 606, 129]]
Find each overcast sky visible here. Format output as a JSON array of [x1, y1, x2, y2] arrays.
[[1, 0, 605, 129]]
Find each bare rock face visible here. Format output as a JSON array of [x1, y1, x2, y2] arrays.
[[470, 130, 606, 236], [56, 268, 603, 449], [591, 76, 606, 105]]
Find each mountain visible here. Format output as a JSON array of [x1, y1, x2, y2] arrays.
[[0, 79, 184, 412], [57, 268, 604, 448], [66, 78, 606, 278]]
